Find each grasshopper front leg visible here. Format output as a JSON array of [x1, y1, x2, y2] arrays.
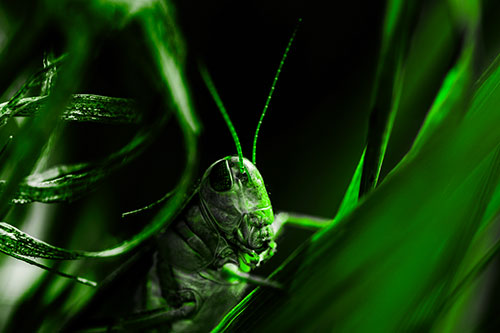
[[221, 263, 282, 289], [273, 211, 332, 236]]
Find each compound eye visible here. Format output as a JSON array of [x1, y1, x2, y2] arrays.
[[209, 160, 233, 192]]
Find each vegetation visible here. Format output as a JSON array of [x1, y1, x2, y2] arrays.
[[1, 0, 500, 331]]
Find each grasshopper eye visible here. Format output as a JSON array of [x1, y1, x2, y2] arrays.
[[209, 160, 233, 192]]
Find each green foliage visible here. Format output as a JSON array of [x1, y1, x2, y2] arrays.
[[1, 94, 140, 125], [0, 0, 198, 330], [216, 0, 500, 331], [1, 0, 500, 332]]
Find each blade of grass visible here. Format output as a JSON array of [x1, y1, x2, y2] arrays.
[[0, 0, 200, 264], [40, 51, 58, 95], [139, 1, 199, 135], [407, 43, 474, 158], [1, 251, 96, 287], [216, 14, 500, 331], [0, 128, 195, 263], [2, 54, 66, 111], [359, 0, 417, 196], [0, 94, 140, 125], [335, 147, 365, 221], [87, 0, 202, 258], [434, 162, 500, 331], [0, 0, 199, 330], [1, 118, 164, 204], [0, 27, 90, 219]]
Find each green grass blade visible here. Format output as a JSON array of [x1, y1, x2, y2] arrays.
[[0, 94, 140, 125], [2, 119, 163, 204], [2, 252, 96, 287], [359, 0, 416, 196], [0, 0, 199, 330], [0, 30, 90, 219], [215, 24, 500, 330], [40, 51, 58, 95], [336, 0, 419, 222], [139, 2, 199, 135], [335, 147, 366, 221], [0, 223, 96, 287], [0, 222, 81, 259], [3, 54, 66, 111], [0, 130, 195, 261], [399, 31, 475, 166], [434, 165, 500, 331], [85, 2, 202, 258]]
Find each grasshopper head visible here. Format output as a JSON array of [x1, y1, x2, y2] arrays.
[[200, 156, 276, 268]]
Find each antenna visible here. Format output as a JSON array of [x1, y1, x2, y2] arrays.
[[199, 64, 246, 174], [252, 18, 302, 165]]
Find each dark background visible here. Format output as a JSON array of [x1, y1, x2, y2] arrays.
[[54, 0, 388, 225], [178, 0, 383, 218]]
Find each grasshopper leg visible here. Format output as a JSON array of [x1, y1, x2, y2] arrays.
[[273, 211, 332, 236], [221, 263, 282, 289]]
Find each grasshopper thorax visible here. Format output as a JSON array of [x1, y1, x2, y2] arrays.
[[199, 156, 276, 268]]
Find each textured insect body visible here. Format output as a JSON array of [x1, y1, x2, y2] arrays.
[[161, 155, 275, 271], [73, 22, 301, 331], [141, 156, 277, 330], [199, 156, 276, 265]]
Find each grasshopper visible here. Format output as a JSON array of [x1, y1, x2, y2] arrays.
[[63, 20, 331, 332]]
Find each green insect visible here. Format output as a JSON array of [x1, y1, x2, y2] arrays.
[[62, 20, 330, 332], [125, 156, 277, 331], [124, 32, 293, 331]]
